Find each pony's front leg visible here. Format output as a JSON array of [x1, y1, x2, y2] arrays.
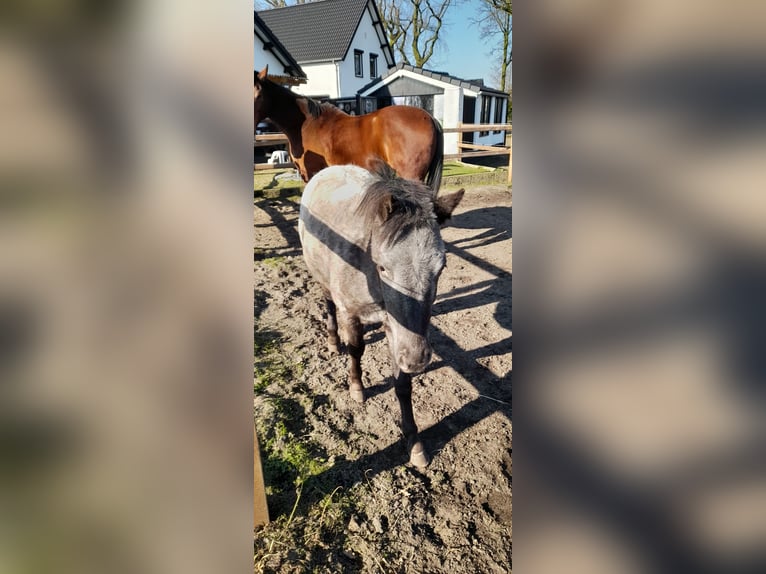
[[393, 369, 429, 468], [345, 317, 365, 403]]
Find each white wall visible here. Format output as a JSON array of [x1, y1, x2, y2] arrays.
[[442, 86, 463, 155], [337, 5, 385, 97], [254, 45, 284, 76], [292, 62, 339, 98]]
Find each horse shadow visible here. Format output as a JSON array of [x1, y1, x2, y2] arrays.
[[448, 205, 512, 245], [254, 191, 303, 260]]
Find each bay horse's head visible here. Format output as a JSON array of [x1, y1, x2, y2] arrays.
[[254, 66, 270, 125], [357, 162, 464, 373]]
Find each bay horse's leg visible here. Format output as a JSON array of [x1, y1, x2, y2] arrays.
[[346, 317, 365, 403], [393, 369, 430, 468], [325, 297, 340, 353]]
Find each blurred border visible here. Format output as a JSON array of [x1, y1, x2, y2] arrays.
[[0, 2, 254, 573], [516, 1, 766, 572]]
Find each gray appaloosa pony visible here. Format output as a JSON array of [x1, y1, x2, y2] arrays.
[[298, 162, 464, 467]]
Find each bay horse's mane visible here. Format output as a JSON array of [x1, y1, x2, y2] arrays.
[[256, 72, 335, 120], [356, 161, 436, 246], [305, 97, 325, 119]]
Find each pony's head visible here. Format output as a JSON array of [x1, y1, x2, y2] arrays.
[[356, 161, 464, 373], [254, 66, 270, 125]]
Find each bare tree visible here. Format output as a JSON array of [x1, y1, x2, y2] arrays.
[[255, 0, 285, 8], [254, 0, 311, 9], [475, 0, 512, 92], [379, 0, 453, 68]]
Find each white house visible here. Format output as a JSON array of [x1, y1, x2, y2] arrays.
[[359, 63, 510, 155], [254, 11, 306, 85], [258, 0, 395, 106]]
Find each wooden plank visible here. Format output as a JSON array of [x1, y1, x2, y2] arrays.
[[254, 427, 269, 528], [457, 142, 510, 153], [443, 124, 512, 133], [254, 134, 289, 142], [444, 150, 511, 160], [254, 162, 296, 170], [254, 140, 288, 148]]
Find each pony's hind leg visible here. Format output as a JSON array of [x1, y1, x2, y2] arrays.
[[345, 317, 365, 403], [325, 297, 340, 353], [394, 370, 430, 468]]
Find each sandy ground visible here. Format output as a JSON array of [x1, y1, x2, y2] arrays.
[[255, 184, 512, 573]]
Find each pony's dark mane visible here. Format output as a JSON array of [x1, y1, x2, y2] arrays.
[[356, 162, 436, 245]]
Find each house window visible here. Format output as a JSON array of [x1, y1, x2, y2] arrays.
[[369, 54, 378, 78], [480, 95, 492, 136], [354, 50, 364, 77], [493, 98, 504, 133]]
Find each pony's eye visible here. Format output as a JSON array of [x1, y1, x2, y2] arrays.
[[377, 265, 387, 275]]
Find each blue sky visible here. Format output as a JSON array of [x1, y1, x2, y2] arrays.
[[427, 0, 512, 88]]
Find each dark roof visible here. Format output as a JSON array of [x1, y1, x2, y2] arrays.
[[359, 62, 509, 96], [258, 0, 394, 65], [254, 12, 306, 79]]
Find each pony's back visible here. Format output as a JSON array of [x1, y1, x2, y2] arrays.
[[298, 164, 386, 326]]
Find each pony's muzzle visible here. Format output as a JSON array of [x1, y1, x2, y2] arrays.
[[397, 343, 432, 374]]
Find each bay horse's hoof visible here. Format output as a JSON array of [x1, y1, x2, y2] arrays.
[[349, 383, 365, 403], [328, 335, 340, 354], [409, 442, 430, 468]]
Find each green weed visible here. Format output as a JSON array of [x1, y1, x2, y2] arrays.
[[260, 256, 285, 268], [254, 315, 362, 573]]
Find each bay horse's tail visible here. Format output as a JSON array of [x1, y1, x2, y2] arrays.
[[425, 115, 444, 195]]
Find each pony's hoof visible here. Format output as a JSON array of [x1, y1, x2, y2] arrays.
[[409, 442, 430, 468], [349, 384, 365, 403], [328, 339, 340, 354]]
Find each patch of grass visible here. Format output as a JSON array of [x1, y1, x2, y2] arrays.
[[254, 328, 288, 393], [260, 256, 285, 268], [442, 161, 492, 177], [254, 321, 364, 572], [254, 169, 304, 201], [254, 482, 361, 574]]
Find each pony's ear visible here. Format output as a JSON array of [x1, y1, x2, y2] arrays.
[[378, 193, 394, 221], [257, 66, 269, 81], [434, 188, 465, 225]]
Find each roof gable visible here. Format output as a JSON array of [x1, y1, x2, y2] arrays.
[[254, 12, 306, 80], [360, 62, 509, 97], [258, 0, 394, 65], [369, 76, 444, 97]]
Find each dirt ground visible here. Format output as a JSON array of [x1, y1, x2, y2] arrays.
[[254, 183, 512, 573]]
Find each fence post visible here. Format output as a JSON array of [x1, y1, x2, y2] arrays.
[[254, 427, 269, 528], [507, 135, 513, 184]]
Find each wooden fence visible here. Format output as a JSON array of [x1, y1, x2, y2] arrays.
[[254, 133, 295, 170], [254, 122, 513, 183], [443, 123, 512, 183]]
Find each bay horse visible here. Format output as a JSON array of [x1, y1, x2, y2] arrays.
[[298, 161, 464, 467], [254, 66, 444, 194]]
